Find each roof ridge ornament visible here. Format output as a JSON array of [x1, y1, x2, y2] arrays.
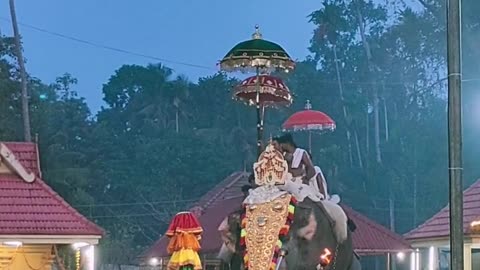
[[305, 99, 312, 110], [252, 25, 263, 40], [0, 143, 35, 183]]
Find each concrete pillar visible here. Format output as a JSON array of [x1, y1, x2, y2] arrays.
[[464, 244, 472, 270], [386, 253, 391, 270]]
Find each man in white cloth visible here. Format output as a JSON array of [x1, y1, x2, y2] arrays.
[[273, 134, 340, 204], [274, 134, 315, 183], [274, 134, 351, 241], [272, 134, 323, 202], [307, 152, 341, 204]]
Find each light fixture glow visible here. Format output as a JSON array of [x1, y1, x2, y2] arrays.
[[2, 241, 22, 247], [396, 252, 405, 261], [72, 242, 89, 249], [149, 257, 159, 266], [471, 220, 480, 227]]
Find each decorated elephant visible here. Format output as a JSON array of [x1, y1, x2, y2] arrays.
[[218, 144, 361, 270]]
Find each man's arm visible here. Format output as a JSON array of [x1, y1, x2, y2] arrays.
[[302, 152, 316, 182], [316, 173, 327, 198]]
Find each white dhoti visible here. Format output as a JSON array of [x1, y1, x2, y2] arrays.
[[311, 166, 341, 204], [280, 176, 347, 242]]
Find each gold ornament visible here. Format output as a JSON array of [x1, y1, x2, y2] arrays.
[[253, 144, 289, 187], [244, 194, 292, 270]]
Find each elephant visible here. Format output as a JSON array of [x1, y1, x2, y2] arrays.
[[218, 197, 361, 270]]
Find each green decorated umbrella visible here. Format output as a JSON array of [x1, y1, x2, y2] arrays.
[[219, 25, 295, 156]]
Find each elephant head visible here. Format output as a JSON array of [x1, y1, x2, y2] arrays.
[[218, 209, 244, 269], [218, 198, 360, 270]]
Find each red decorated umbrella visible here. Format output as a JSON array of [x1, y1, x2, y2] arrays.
[[234, 75, 292, 107], [166, 212, 203, 270], [282, 100, 336, 152]]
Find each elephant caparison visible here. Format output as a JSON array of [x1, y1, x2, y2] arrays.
[[218, 197, 361, 270]]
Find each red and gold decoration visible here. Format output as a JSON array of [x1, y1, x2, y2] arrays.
[[240, 195, 297, 270], [253, 144, 289, 187], [234, 75, 292, 108], [282, 100, 336, 152], [219, 25, 295, 157], [239, 142, 297, 270], [166, 212, 203, 270]]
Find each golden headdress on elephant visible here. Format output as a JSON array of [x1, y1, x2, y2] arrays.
[[240, 143, 297, 270]]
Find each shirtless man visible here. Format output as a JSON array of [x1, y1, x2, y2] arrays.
[[270, 135, 322, 202], [276, 133, 316, 184], [273, 135, 356, 232], [274, 135, 334, 201]]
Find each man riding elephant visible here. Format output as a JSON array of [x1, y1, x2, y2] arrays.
[[218, 143, 360, 270], [273, 133, 356, 232]]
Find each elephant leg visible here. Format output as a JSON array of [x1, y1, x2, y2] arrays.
[[283, 238, 299, 270], [229, 253, 244, 270], [217, 243, 233, 262]]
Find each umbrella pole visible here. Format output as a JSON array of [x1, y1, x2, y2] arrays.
[[308, 131, 312, 153], [262, 104, 266, 142], [255, 67, 263, 157]]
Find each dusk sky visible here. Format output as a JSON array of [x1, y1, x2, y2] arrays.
[[0, 0, 322, 112]]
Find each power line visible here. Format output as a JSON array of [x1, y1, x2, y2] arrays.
[[74, 198, 199, 208], [0, 17, 216, 71], [92, 213, 159, 219], [89, 206, 440, 219], [2, 17, 480, 87]]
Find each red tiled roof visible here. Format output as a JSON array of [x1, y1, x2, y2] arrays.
[[342, 204, 412, 255], [143, 172, 248, 258], [405, 179, 480, 241], [0, 142, 103, 236], [144, 171, 410, 259]]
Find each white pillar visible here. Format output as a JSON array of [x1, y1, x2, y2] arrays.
[[464, 244, 472, 270], [427, 246, 439, 270], [410, 250, 420, 270], [84, 245, 95, 270]]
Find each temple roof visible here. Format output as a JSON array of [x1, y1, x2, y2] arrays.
[[0, 142, 103, 240], [405, 179, 480, 241], [143, 171, 411, 259]]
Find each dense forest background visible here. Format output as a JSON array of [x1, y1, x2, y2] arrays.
[[1, 0, 480, 264]]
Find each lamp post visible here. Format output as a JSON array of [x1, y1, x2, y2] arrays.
[[9, 0, 32, 142]]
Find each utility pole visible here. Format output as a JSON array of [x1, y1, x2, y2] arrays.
[[447, 0, 463, 269], [9, 0, 32, 142]]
